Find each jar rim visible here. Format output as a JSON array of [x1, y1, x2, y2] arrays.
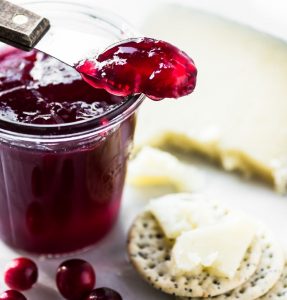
[[0, 0, 145, 138], [0, 94, 145, 140]]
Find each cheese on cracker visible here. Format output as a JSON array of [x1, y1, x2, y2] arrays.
[[147, 194, 227, 239], [172, 216, 257, 278]]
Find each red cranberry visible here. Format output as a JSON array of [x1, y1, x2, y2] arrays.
[[56, 259, 96, 299], [86, 288, 122, 300], [0, 290, 27, 300], [4, 257, 38, 291]]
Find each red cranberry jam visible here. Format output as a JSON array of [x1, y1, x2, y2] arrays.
[[0, 47, 137, 254], [76, 37, 197, 100], [0, 48, 126, 124]]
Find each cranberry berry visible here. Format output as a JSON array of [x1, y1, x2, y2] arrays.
[[0, 290, 27, 300], [56, 259, 96, 299], [86, 288, 122, 300], [4, 257, 38, 291]]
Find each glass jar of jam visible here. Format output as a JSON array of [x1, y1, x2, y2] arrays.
[[0, 1, 144, 254]]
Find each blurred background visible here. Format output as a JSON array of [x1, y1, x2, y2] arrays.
[[11, 0, 287, 40], [116, 0, 287, 41]]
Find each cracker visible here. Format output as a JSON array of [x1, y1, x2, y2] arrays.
[[258, 261, 287, 300], [179, 231, 285, 300], [128, 211, 262, 298]]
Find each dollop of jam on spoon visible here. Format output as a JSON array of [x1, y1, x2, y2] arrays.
[[76, 37, 197, 100]]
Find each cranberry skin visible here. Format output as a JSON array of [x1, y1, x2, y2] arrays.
[[0, 290, 27, 300], [86, 288, 122, 300], [4, 257, 38, 291], [56, 259, 96, 299]]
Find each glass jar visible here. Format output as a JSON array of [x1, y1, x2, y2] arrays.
[[0, 1, 144, 254]]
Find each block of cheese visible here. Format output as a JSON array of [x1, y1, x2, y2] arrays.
[[136, 5, 287, 193], [171, 216, 257, 278]]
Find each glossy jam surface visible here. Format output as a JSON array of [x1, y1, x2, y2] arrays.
[[0, 48, 136, 254], [0, 48, 126, 124], [76, 37, 197, 100]]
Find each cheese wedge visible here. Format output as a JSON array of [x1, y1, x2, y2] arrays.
[[127, 147, 204, 192], [147, 194, 227, 239], [136, 5, 287, 193], [171, 216, 257, 278]]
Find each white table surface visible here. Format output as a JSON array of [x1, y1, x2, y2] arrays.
[[2, 1, 287, 299], [1, 155, 286, 300]]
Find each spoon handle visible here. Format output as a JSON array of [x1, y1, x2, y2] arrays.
[[0, 0, 49, 50]]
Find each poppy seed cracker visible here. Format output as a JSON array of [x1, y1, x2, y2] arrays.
[[127, 211, 262, 298], [259, 261, 287, 300]]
